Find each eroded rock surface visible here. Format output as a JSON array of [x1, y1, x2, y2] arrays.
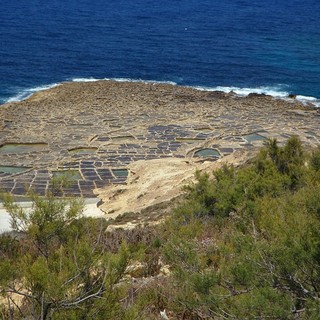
[[96, 151, 249, 223], [0, 81, 319, 223]]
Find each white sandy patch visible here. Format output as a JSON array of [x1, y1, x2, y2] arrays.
[[0, 198, 104, 233], [95, 151, 249, 221]]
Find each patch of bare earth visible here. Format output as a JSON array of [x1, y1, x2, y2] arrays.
[[94, 150, 250, 230]]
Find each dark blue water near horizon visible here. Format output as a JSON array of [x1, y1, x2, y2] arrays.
[[1, 0, 320, 105]]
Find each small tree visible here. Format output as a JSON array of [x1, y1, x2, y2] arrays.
[[0, 189, 130, 319]]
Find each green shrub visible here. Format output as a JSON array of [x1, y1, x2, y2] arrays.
[[161, 137, 320, 319]]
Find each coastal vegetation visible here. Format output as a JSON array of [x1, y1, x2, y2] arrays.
[[1, 136, 320, 319]]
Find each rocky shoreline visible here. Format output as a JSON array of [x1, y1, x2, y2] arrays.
[[0, 80, 319, 224]]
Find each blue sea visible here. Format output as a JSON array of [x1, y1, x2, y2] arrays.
[[1, 0, 320, 106]]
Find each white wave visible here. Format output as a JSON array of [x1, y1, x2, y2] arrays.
[[296, 95, 317, 102], [295, 95, 320, 108], [7, 83, 60, 103], [190, 85, 320, 107], [113, 78, 177, 86], [191, 85, 290, 98], [71, 77, 177, 86], [71, 77, 106, 82]]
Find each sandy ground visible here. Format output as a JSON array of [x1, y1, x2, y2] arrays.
[[94, 150, 250, 228]]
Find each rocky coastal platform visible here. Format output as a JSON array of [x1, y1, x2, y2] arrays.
[[0, 81, 319, 223]]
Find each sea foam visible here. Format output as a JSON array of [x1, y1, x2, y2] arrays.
[[191, 85, 320, 107], [7, 83, 60, 103], [71, 77, 177, 86], [191, 85, 289, 98]]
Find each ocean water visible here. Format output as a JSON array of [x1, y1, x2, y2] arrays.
[[1, 0, 320, 105]]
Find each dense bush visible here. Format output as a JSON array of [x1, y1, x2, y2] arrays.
[[160, 137, 320, 319]]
